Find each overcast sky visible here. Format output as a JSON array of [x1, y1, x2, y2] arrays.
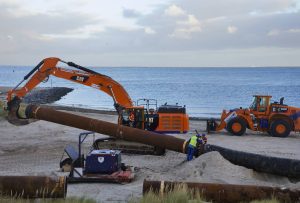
[[0, 0, 300, 67]]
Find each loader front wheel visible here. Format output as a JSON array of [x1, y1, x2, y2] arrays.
[[270, 120, 291, 138], [226, 117, 246, 136]]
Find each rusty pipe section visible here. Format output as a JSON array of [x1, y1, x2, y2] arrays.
[[0, 176, 67, 198], [143, 180, 300, 203], [18, 104, 192, 154]]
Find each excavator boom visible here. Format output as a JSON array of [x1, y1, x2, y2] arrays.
[[7, 57, 189, 134], [7, 57, 133, 109]]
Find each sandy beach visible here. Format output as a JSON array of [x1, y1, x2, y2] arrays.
[[0, 111, 300, 202], [0, 88, 300, 202], [1, 0, 300, 201]]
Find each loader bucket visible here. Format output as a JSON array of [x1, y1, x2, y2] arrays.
[[206, 118, 227, 133], [206, 118, 218, 133]]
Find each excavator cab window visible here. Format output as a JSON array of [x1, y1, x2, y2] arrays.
[[121, 108, 145, 129], [121, 110, 136, 127], [121, 110, 130, 125]]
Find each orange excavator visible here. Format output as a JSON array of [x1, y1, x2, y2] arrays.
[[7, 57, 189, 134], [207, 95, 300, 137]]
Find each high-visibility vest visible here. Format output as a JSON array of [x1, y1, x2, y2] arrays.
[[189, 135, 197, 147]]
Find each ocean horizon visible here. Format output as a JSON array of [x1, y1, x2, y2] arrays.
[[0, 66, 299, 118]]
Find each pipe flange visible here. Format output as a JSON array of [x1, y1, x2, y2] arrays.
[[7, 97, 30, 126]]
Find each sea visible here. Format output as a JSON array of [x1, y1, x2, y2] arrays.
[[0, 66, 299, 118]]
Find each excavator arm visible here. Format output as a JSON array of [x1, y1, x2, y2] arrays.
[[6, 57, 189, 134], [7, 57, 134, 110]]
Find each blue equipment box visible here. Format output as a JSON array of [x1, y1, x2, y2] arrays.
[[85, 150, 121, 174]]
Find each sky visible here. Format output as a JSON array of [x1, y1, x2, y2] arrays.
[[0, 0, 300, 67]]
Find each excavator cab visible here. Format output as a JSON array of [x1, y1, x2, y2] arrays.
[[121, 106, 145, 129], [120, 99, 158, 130], [136, 99, 159, 131]]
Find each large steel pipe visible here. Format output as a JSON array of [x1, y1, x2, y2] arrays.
[[143, 180, 300, 203], [0, 176, 67, 198], [21, 104, 192, 154], [7, 102, 300, 178]]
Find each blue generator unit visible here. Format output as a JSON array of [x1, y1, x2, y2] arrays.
[[85, 150, 121, 174]]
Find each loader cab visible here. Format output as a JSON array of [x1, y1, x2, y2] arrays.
[[249, 95, 271, 115]]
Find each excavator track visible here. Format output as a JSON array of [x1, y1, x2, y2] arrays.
[[93, 137, 166, 156]]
